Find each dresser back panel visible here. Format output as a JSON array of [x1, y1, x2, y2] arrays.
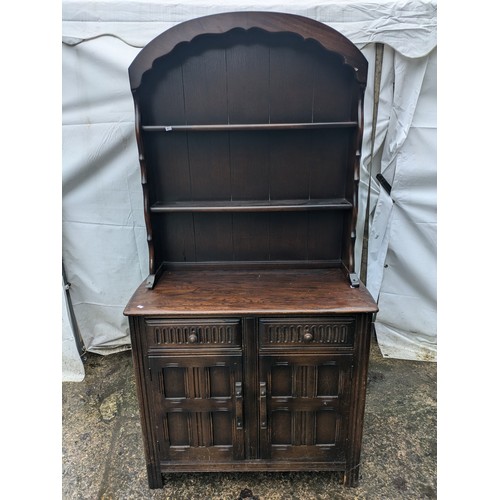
[[155, 211, 346, 264], [136, 28, 358, 269]]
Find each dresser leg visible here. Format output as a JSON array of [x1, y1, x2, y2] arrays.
[[147, 463, 163, 489], [343, 464, 360, 487]]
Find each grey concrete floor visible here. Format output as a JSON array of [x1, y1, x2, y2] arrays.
[[62, 337, 436, 499]]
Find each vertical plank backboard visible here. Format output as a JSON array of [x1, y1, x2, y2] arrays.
[[313, 52, 355, 122], [226, 34, 270, 201], [269, 39, 316, 122], [226, 31, 270, 124], [139, 53, 186, 124], [229, 131, 270, 200], [308, 130, 350, 200]]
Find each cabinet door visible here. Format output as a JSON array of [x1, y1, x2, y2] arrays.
[[148, 353, 244, 463], [259, 353, 353, 463]]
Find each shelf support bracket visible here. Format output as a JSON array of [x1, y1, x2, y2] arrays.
[[145, 262, 167, 289], [349, 273, 360, 288]]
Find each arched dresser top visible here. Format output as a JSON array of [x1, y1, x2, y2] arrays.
[[129, 11, 368, 90]]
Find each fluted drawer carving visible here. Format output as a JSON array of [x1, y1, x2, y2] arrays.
[[260, 318, 354, 347], [145, 319, 241, 347]]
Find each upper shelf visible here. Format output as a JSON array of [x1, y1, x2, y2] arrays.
[[142, 122, 358, 133], [150, 198, 353, 213]]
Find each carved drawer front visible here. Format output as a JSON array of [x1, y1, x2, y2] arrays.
[[259, 317, 354, 348], [145, 318, 241, 348]]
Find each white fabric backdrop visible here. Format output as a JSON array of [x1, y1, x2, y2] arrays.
[[62, 0, 437, 363], [366, 49, 437, 360]]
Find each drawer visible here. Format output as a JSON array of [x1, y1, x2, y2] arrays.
[[145, 318, 241, 347], [259, 317, 354, 348]]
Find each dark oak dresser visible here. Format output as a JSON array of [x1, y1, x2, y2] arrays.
[[124, 12, 378, 488]]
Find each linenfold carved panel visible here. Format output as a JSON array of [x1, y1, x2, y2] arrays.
[[259, 354, 352, 462], [149, 353, 245, 461]]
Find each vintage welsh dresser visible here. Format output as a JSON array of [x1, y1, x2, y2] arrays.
[[124, 11, 378, 488]]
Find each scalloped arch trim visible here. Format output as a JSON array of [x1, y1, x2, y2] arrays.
[[129, 11, 367, 90]]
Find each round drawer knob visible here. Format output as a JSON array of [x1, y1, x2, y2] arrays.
[[303, 333, 313, 342], [188, 333, 198, 343]]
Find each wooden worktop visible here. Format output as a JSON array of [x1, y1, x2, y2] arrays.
[[124, 268, 378, 317]]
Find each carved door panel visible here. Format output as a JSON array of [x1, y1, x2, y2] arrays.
[[258, 353, 353, 463], [148, 353, 244, 462]]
